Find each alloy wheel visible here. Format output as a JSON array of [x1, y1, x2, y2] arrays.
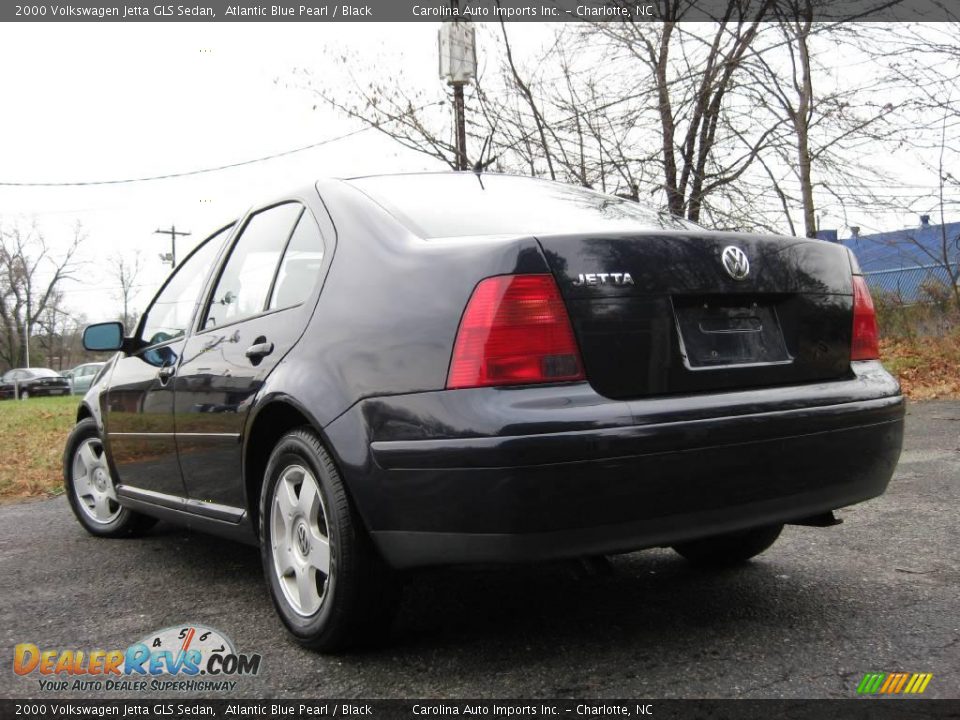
[[72, 437, 121, 524], [270, 464, 332, 616]]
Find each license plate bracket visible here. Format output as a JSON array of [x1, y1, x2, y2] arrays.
[[674, 295, 792, 368]]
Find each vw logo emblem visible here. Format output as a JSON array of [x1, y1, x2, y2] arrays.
[[296, 523, 310, 556], [721, 245, 750, 280]]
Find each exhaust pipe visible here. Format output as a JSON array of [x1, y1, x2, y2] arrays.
[[790, 511, 843, 527]]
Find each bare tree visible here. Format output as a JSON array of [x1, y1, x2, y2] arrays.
[[496, 10, 557, 180], [296, 25, 622, 186], [108, 250, 145, 330], [585, 2, 783, 222], [0, 222, 83, 370], [34, 295, 76, 371], [760, 1, 817, 236], [891, 116, 960, 313], [294, 55, 459, 169], [830, 21, 960, 311], [295, 14, 956, 236], [738, 14, 922, 237]]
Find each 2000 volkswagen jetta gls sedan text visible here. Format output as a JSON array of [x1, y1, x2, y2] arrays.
[[65, 173, 904, 651]]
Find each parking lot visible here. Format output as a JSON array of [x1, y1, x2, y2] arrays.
[[1, 400, 957, 699]]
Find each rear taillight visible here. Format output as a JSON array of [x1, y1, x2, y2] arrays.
[[446, 274, 585, 389], [851, 275, 879, 361]]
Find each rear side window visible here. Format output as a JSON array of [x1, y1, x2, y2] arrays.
[[205, 203, 304, 329], [268, 213, 325, 310]]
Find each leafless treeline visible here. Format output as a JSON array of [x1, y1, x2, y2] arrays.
[[301, 2, 960, 241], [0, 222, 145, 371]]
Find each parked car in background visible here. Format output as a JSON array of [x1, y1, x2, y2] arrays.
[[0, 367, 71, 399], [64, 173, 904, 652], [63, 362, 105, 395]]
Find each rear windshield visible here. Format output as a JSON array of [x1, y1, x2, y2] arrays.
[[28, 368, 60, 378], [348, 174, 695, 238]]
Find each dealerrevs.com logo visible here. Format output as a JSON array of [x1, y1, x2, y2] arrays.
[[14, 624, 262, 693]]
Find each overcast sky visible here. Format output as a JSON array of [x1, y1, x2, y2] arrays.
[[0, 22, 949, 326], [0, 24, 453, 321]]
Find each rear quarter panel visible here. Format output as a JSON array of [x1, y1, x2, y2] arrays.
[[257, 179, 553, 430]]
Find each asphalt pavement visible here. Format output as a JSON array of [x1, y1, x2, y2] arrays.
[[1, 401, 957, 699]]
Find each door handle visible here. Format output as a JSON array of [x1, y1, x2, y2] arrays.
[[157, 365, 176, 383], [245, 340, 274, 361]]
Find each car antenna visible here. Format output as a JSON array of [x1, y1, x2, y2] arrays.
[[472, 134, 497, 190]]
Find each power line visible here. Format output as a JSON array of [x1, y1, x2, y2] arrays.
[[0, 99, 448, 188], [0, 127, 373, 188], [63, 283, 158, 295]]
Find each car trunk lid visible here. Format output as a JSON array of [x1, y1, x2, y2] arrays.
[[536, 231, 855, 399]]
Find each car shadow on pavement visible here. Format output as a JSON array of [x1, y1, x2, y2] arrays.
[[137, 522, 834, 663], [390, 553, 806, 651]]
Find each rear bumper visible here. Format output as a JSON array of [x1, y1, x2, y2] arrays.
[[327, 361, 904, 568]]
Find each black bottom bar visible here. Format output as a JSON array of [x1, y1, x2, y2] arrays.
[[1, 699, 957, 720]]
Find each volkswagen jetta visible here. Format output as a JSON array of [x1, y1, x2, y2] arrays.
[[65, 173, 904, 651]]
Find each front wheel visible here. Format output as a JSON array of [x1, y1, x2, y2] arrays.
[[64, 418, 157, 537], [260, 428, 399, 652], [672, 524, 783, 566]]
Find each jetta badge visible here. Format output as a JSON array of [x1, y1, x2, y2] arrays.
[[721, 246, 750, 280], [572, 272, 635, 287]]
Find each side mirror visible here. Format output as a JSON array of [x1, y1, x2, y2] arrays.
[[83, 322, 125, 352]]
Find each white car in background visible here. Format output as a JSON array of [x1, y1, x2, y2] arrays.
[[63, 362, 106, 395]]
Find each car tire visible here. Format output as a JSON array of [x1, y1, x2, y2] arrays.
[[671, 524, 784, 566], [64, 418, 157, 537], [260, 428, 399, 652]]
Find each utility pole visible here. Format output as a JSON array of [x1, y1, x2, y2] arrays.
[[155, 225, 191, 268], [453, 75, 467, 171], [451, 0, 467, 172], [439, 7, 476, 171], [23, 288, 32, 368]]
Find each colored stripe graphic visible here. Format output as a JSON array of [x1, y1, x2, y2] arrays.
[[893, 673, 910, 693], [885, 673, 908, 693], [879, 673, 897, 693], [857, 672, 933, 694], [911, 674, 933, 694], [857, 673, 886, 694]]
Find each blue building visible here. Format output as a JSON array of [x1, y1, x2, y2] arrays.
[[839, 216, 960, 303]]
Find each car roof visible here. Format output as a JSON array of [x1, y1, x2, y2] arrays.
[[243, 172, 536, 205]]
